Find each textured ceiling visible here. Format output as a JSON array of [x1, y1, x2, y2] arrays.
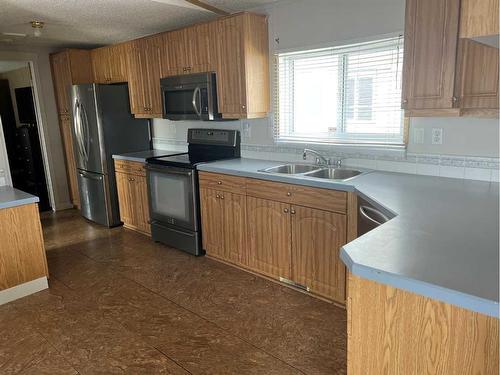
[[0, 0, 279, 49], [0, 60, 29, 74]]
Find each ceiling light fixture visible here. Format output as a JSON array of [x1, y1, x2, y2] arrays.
[[31, 21, 44, 37]]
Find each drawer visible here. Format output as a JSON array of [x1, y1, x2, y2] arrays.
[[114, 159, 146, 177], [198, 172, 246, 194], [246, 177, 347, 213], [291, 184, 347, 214], [245, 178, 294, 203]]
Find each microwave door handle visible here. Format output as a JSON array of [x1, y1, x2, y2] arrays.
[[192, 87, 202, 118]]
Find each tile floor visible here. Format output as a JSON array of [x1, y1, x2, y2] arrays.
[[0, 210, 347, 374]]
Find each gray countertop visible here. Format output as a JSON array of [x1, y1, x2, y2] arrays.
[[198, 158, 499, 317], [0, 186, 39, 210], [112, 149, 183, 163]]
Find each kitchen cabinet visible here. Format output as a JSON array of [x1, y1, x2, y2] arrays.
[[91, 43, 129, 83], [50, 49, 92, 207], [59, 115, 79, 208], [215, 13, 270, 119], [246, 196, 291, 280], [127, 35, 163, 118], [50, 49, 93, 115], [114, 159, 151, 235], [402, 0, 499, 117], [291, 206, 347, 302], [454, 39, 499, 113], [199, 188, 247, 265], [161, 23, 212, 77], [459, 0, 499, 39], [199, 172, 354, 304]]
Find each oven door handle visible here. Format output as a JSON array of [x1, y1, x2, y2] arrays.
[[146, 164, 193, 176], [192, 86, 202, 118]]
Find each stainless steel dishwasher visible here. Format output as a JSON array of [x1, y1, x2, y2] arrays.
[[358, 196, 390, 236]]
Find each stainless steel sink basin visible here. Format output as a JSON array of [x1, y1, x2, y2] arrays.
[[260, 164, 321, 174], [304, 168, 362, 181]]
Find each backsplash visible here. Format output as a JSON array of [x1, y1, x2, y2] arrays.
[[152, 137, 500, 183]]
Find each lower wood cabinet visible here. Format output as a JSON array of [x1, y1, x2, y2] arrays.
[[114, 160, 150, 235], [199, 172, 352, 304], [200, 188, 246, 266], [246, 196, 292, 280]]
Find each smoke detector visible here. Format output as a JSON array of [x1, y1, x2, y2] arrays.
[[31, 21, 44, 37]]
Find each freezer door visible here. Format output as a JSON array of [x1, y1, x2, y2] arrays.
[[77, 169, 109, 226], [71, 84, 106, 174]]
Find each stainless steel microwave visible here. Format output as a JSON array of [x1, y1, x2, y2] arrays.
[[160, 72, 221, 121]]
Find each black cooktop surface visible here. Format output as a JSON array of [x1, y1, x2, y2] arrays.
[[147, 152, 239, 169]]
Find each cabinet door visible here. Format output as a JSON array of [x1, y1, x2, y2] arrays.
[[222, 192, 247, 265], [200, 188, 224, 258], [108, 43, 129, 83], [59, 115, 79, 207], [186, 23, 211, 74], [291, 206, 347, 303], [50, 52, 72, 115], [126, 42, 147, 115], [91, 47, 110, 83], [215, 16, 247, 118], [116, 172, 134, 226], [246, 196, 291, 280], [455, 39, 499, 111], [402, 0, 460, 110], [131, 174, 151, 234], [143, 36, 163, 117], [161, 29, 189, 77]]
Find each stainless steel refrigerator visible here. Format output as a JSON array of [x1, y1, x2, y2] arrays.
[[70, 83, 150, 227]]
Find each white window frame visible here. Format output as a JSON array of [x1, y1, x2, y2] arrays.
[[273, 36, 406, 148]]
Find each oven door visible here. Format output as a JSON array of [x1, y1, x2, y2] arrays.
[[146, 164, 198, 231], [162, 83, 210, 121]]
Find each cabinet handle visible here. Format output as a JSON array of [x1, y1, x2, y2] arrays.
[[220, 195, 224, 200], [283, 208, 289, 213], [290, 209, 296, 215], [128, 177, 135, 181], [286, 191, 292, 197], [217, 181, 222, 185], [216, 194, 220, 199]]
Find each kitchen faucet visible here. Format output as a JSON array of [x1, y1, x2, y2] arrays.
[[302, 148, 342, 167]]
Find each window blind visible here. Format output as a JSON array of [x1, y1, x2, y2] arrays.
[[274, 36, 404, 146]]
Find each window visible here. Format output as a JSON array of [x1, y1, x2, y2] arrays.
[[275, 36, 404, 146]]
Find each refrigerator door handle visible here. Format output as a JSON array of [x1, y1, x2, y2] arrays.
[[73, 100, 87, 163], [78, 170, 103, 180], [80, 102, 91, 163]]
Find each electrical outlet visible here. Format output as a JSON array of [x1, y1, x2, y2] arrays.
[[413, 128, 424, 144], [432, 128, 443, 145]]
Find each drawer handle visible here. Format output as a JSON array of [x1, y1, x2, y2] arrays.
[[286, 191, 292, 196]]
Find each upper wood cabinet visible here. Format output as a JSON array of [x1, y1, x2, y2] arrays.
[[161, 23, 212, 77], [402, 0, 499, 117], [215, 13, 270, 119], [91, 43, 129, 83], [402, 0, 461, 113], [455, 39, 499, 112], [459, 0, 499, 38], [127, 35, 163, 118], [50, 49, 93, 115]]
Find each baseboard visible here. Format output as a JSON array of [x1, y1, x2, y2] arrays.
[[0, 277, 48, 305]]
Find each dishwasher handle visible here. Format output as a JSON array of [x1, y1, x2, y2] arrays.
[[359, 205, 389, 227]]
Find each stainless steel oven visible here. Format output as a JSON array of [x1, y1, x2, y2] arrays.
[[160, 72, 221, 121]]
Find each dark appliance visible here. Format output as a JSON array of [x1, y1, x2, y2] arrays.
[[146, 128, 241, 255], [70, 83, 151, 227], [15, 87, 36, 124], [160, 72, 222, 121]]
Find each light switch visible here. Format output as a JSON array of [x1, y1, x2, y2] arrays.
[[432, 128, 443, 145]]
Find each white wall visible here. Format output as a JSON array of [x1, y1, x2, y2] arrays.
[[0, 47, 71, 209], [152, 0, 499, 161]]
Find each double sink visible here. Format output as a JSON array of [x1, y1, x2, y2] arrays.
[[259, 163, 363, 181]]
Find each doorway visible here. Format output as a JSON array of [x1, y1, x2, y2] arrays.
[[0, 60, 51, 211]]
